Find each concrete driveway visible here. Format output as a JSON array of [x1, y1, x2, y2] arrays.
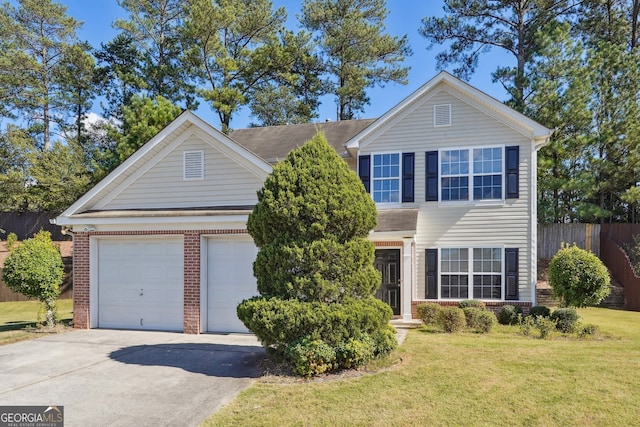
[[0, 329, 265, 426]]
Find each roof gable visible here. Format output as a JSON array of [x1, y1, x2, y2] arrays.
[[346, 71, 551, 154], [58, 111, 272, 221]]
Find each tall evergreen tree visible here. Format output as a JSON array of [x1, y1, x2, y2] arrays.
[[0, 0, 83, 150], [93, 33, 147, 121], [301, 0, 411, 120], [248, 30, 325, 126], [115, 0, 197, 108], [184, 0, 287, 133], [420, 0, 578, 112]]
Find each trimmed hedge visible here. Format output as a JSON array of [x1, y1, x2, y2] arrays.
[[237, 296, 396, 357], [437, 307, 466, 333], [416, 302, 441, 325]]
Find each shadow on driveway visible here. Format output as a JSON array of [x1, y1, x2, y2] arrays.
[[109, 343, 265, 378]]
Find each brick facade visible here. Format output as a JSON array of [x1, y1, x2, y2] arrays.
[[72, 232, 90, 329], [73, 229, 248, 334]]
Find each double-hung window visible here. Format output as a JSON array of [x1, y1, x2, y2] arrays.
[[439, 147, 503, 202], [440, 248, 469, 298], [440, 247, 502, 300], [372, 153, 400, 203], [472, 248, 502, 299], [426, 247, 518, 301]]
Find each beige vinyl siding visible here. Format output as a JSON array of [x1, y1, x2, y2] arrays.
[[359, 87, 534, 301], [103, 134, 264, 210]]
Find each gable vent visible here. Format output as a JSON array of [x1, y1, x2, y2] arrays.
[[434, 104, 451, 127], [184, 150, 204, 180]]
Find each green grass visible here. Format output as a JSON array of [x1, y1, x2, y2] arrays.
[[203, 308, 640, 426], [0, 299, 73, 345]]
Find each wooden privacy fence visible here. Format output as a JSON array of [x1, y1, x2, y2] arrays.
[[600, 232, 640, 311], [0, 212, 70, 241], [537, 223, 600, 259], [600, 223, 640, 311]]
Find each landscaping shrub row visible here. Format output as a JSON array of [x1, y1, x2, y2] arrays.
[[416, 300, 600, 339]]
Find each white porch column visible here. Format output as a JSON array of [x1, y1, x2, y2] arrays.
[[402, 237, 414, 321]]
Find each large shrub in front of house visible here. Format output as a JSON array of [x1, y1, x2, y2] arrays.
[[237, 132, 395, 376], [2, 231, 63, 327], [549, 245, 610, 308]]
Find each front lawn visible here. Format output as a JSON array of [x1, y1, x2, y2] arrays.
[[0, 299, 73, 345], [204, 307, 640, 426]]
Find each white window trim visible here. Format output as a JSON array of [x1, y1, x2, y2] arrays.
[[370, 151, 402, 207], [183, 150, 204, 181], [437, 246, 505, 301], [438, 145, 506, 206]]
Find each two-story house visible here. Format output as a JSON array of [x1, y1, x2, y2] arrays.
[[55, 72, 551, 333]]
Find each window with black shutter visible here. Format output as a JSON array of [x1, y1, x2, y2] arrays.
[[425, 249, 438, 299], [505, 248, 519, 300], [402, 152, 414, 202], [358, 155, 371, 193], [505, 146, 519, 199], [425, 151, 438, 201]]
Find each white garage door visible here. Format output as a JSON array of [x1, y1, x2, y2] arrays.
[[207, 238, 258, 333], [98, 238, 184, 331]]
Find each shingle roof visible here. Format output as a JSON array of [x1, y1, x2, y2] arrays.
[[229, 119, 377, 163], [375, 209, 419, 233]]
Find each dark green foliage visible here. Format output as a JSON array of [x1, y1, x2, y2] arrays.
[[437, 307, 466, 333], [551, 307, 580, 333], [301, 0, 411, 120], [285, 336, 336, 377], [2, 231, 63, 326], [528, 306, 551, 319], [238, 134, 392, 375], [458, 299, 486, 310], [549, 245, 610, 308], [416, 302, 441, 325], [237, 296, 392, 356], [497, 305, 523, 325]]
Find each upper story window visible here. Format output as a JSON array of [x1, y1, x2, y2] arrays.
[[426, 146, 519, 203], [373, 153, 400, 203], [440, 147, 503, 202], [358, 152, 415, 204]]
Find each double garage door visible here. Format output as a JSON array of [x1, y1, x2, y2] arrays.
[[96, 237, 258, 332]]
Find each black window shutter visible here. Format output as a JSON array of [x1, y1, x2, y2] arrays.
[[402, 152, 415, 202], [425, 249, 438, 299], [425, 151, 438, 201], [505, 146, 519, 199], [505, 248, 519, 300], [358, 155, 371, 193]]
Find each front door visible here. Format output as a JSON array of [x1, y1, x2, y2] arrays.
[[374, 249, 401, 315]]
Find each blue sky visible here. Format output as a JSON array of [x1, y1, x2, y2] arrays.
[[58, 0, 511, 129]]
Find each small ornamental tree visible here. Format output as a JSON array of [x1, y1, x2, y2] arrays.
[[2, 231, 63, 326], [238, 132, 395, 374], [549, 245, 610, 308]]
